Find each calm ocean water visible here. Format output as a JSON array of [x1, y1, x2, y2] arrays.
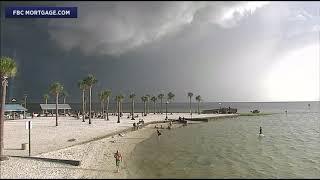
[[125, 103, 320, 178], [27, 101, 320, 114]]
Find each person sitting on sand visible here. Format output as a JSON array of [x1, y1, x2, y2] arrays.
[[114, 150, 122, 173], [157, 129, 162, 136]]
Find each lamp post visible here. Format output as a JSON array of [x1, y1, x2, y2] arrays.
[[23, 94, 27, 119], [165, 101, 168, 120], [11, 98, 16, 120], [219, 102, 222, 114]]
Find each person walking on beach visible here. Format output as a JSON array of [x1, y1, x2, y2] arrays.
[[259, 126, 263, 135], [114, 150, 122, 173]]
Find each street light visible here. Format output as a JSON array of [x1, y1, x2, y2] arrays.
[[23, 94, 27, 119], [219, 102, 222, 114], [11, 98, 16, 120], [165, 101, 169, 120]]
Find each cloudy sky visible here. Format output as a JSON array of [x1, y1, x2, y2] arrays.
[[1, 1, 319, 102]]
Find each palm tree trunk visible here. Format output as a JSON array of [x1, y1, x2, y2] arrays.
[[154, 102, 156, 114], [100, 101, 103, 114], [89, 87, 92, 124], [117, 100, 120, 123], [56, 93, 58, 126], [131, 99, 135, 120], [189, 97, 192, 115], [84, 96, 86, 113], [102, 101, 105, 119], [198, 101, 200, 114], [45, 99, 48, 114], [63, 97, 66, 115], [0, 78, 8, 160], [106, 97, 109, 120], [120, 102, 123, 117], [82, 90, 85, 122], [144, 102, 146, 116], [160, 98, 163, 114]]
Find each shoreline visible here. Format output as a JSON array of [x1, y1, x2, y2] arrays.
[[0, 122, 183, 179], [0, 113, 237, 179]]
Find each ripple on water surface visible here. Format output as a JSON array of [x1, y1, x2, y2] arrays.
[[127, 113, 320, 178]]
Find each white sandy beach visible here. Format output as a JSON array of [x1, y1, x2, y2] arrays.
[[0, 113, 237, 179]]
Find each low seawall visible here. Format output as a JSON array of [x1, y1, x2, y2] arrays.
[[184, 114, 239, 122]]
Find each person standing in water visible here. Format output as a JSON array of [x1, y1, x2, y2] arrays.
[[114, 150, 122, 173], [259, 126, 263, 135]]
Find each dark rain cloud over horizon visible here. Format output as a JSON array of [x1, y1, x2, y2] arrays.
[[1, 1, 319, 103]]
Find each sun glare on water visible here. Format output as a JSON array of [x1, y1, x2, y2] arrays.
[[265, 44, 319, 101]]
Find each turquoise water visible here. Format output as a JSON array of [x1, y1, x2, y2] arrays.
[[126, 112, 320, 178]]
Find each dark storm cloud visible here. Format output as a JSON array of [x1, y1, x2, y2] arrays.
[[1, 1, 319, 102]]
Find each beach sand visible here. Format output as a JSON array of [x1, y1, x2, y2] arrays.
[[0, 113, 237, 178], [0, 122, 181, 178]]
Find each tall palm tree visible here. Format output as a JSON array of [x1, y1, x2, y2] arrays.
[[145, 94, 150, 114], [114, 96, 118, 115], [61, 90, 69, 115], [158, 93, 164, 114], [78, 80, 87, 122], [0, 56, 17, 161], [187, 92, 194, 115], [118, 94, 124, 117], [43, 94, 49, 114], [167, 92, 175, 114], [98, 91, 106, 119], [129, 93, 136, 120], [103, 90, 112, 120], [195, 95, 202, 114], [83, 74, 97, 125], [151, 96, 157, 114], [49, 82, 64, 127], [116, 95, 121, 123], [141, 96, 148, 116]]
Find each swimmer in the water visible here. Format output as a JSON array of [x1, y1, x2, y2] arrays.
[[259, 126, 262, 135]]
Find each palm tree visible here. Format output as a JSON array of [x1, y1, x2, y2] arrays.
[[195, 95, 202, 114], [167, 92, 175, 114], [78, 80, 87, 122], [118, 94, 124, 117], [187, 92, 194, 116], [61, 90, 69, 115], [116, 95, 121, 123], [114, 96, 118, 115], [103, 90, 112, 120], [146, 94, 150, 114], [43, 94, 49, 114], [151, 96, 157, 114], [158, 93, 164, 114], [129, 93, 136, 120], [98, 91, 106, 119], [83, 74, 97, 125], [49, 82, 64, 127], [141, 96, 148, 116], [0, 56, 17, 161]]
